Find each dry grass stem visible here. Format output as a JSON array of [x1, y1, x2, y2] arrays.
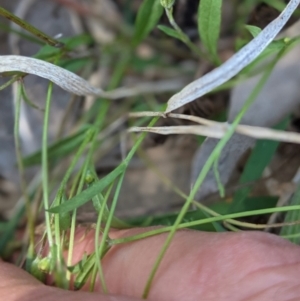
[[129, 112, 300, 144]]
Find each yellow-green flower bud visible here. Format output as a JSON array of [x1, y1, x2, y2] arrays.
[[85, 170, 95, 184], [37, 256, 52, 273], [30, 257, 46, 282]]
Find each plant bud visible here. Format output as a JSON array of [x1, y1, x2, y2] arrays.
[[37, 256, 52, 273]]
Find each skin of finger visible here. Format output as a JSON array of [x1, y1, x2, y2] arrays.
[[0, 261, 142, 301], [67, 228, 300, 301]]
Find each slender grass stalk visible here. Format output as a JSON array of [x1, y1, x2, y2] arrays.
[[91, 184, 114, 292], [14, 82, 35, 260], [53, 221, 67, 288], [66, 169, 86, 281], [42, 82, 54, 250], [66, 126, 107, 280], [111, 204, 300, 245], [53, 128, 94, 285], [0, 76, 20, 91], [100, 175, 124, 240]]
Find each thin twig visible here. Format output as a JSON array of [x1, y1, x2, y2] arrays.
[[129, 111, 300, 144]]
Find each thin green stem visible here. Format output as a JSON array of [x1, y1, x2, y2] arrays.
[[14, 82, 35, 259], [93, 184, 114, 293], [42, 82, 54, 248], [66, 213, 76, 280], [111, 204, 300, 246], [0, 76, 20, 91], [66, 105, 109, 275], [66, 158, 94, 281]]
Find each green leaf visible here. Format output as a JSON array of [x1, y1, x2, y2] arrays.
[[245, 25, 262, 38], [49, 164, 126, 214], [198, 0, 222, 64], [132, 0, 164, 47], [157, 24, 181, 39], [229, 117, 290, 213], [64, 34, 93, 50]]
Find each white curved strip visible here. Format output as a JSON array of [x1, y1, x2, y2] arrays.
[[0, 55, 103, 96]]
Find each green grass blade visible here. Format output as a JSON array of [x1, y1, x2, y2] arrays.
[[49, 164, 126, 214], [157, 25, 181, 39], [132, 0, 163, 46], [126, 196, 278, 231]]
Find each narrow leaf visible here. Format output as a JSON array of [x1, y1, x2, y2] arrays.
[[49, 164, 125, 214], [245, 25, 262, 38], [198, 0, 222, 63], [158, 25, 181, 39], [133, 0, 163, 46]]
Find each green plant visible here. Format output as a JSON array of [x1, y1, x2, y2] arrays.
[[1, 0, 300, 298]]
